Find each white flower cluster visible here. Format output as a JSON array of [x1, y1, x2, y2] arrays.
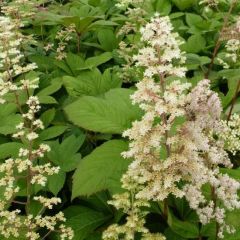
[[134, 14, 187, 78], [104, 15, 190, 239], [1, 0, 39, 19], [105, 14, 240, 239], [115, 0, 144, 8], [103, 192, 166, 240], [116, 5, 147, 82], [219, 113, 240, 155], [182, 80, 240, 238], [218, 17, 240, 69], [225, 39, 240, 63], [55, 24, 75, 60], [199, 0, 219, 7], [0, 8, 74, 240], [0, 16, 39, 104]]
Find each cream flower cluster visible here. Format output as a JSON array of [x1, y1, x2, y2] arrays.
[[0, 16, 38, 104], [1, 0, 38, 18], [117, 4, 147, 82], [103, 15, 190, 239], [199, 0, 219, 7], [219, 114, 240, 155], [55, 24, 76, 60], [134, 14, 187, 78], [0, 9, 74, 240], [104, 14, 240, 239], [116, 0, 144, 8], [217, 17, 240, 69], [103, 192, 166, 240], [0, 94, 73, 239], [181, 80, 240, 238]]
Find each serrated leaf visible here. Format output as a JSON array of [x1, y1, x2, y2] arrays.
[[0, 104, 21, 135], [183, 34, 206, 53], [168, 211, 199, 238], [155, 0, 172, 15], [47, 170, 66, 195], [39, 126, 67, 140], [72, 140, 130, 198], [97, 29, 118, 51], [172, 0, 197, 10], [48, 135, 84, 172], [0, 142, 23, 159], [63, 68, 121, 97], [40, 108, 56, 128], [83, 52, 112, 69], [64, 88, 142, 134], [63, 206, 111, 240]]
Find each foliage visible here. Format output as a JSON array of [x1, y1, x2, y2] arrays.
[[0, 0, 240, 239]]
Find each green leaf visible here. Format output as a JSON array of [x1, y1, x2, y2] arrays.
[[220, 168, 240, 180], [164, 228, 187, 240], [183, 34, 206, 53], [63, 68, 121, 97], [97, 29, 118, 51], [47, 170, 66, 195], [37, 81, 62, 96], [62, 16, 96, 33], [0, 142, 23, 159], [0, 104, 21, 135], [48, 135, 84, 172], [72, 140, 130, 198], [40, 108, 56, 128], [65, 88, 142, 134], [155, 0, 172, 15], [83, 52, 113, 69], [39, 126, 68, 140], [168, 211, 199, 238], [172, 0, 197, 10], [63, 206, 111, 240], [65, 53, 85, 76], [38, 95, 58, 104], [186, 13, 203, 28]]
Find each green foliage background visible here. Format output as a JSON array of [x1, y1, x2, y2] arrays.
[[1, 0, 240, 239]]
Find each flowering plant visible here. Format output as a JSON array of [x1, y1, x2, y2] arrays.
[[0, 0, 240, 240]]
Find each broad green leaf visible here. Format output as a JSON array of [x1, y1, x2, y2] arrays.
[[0, 104, 21, 135], [164, 228, 187, 240], [155, 0, 172, 15], [97, 29, 118, 51], [220, 168, 240, 180], [65, 53, 85, 76], [48, 135, 84, 172], [83, 52, 112, 70], [37, 81, 62, 96], [63, 206, 111, 240], [186, 13, 203, 28], [0, 142, 23, 159], [65, 88, 141, 134], [63, 68, 121, 97], [40, 108, 56, 128], [39, 126, 68, 140], [38, 95, 58, 104], [183, 34, 206, 53], [89, 20, 118, 29], [172, 0, 197, 10], [168, 211, 199, 238], [72, 140, 130, 198], [62, 16, 96, 33], [47, 170, 66, 195]]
